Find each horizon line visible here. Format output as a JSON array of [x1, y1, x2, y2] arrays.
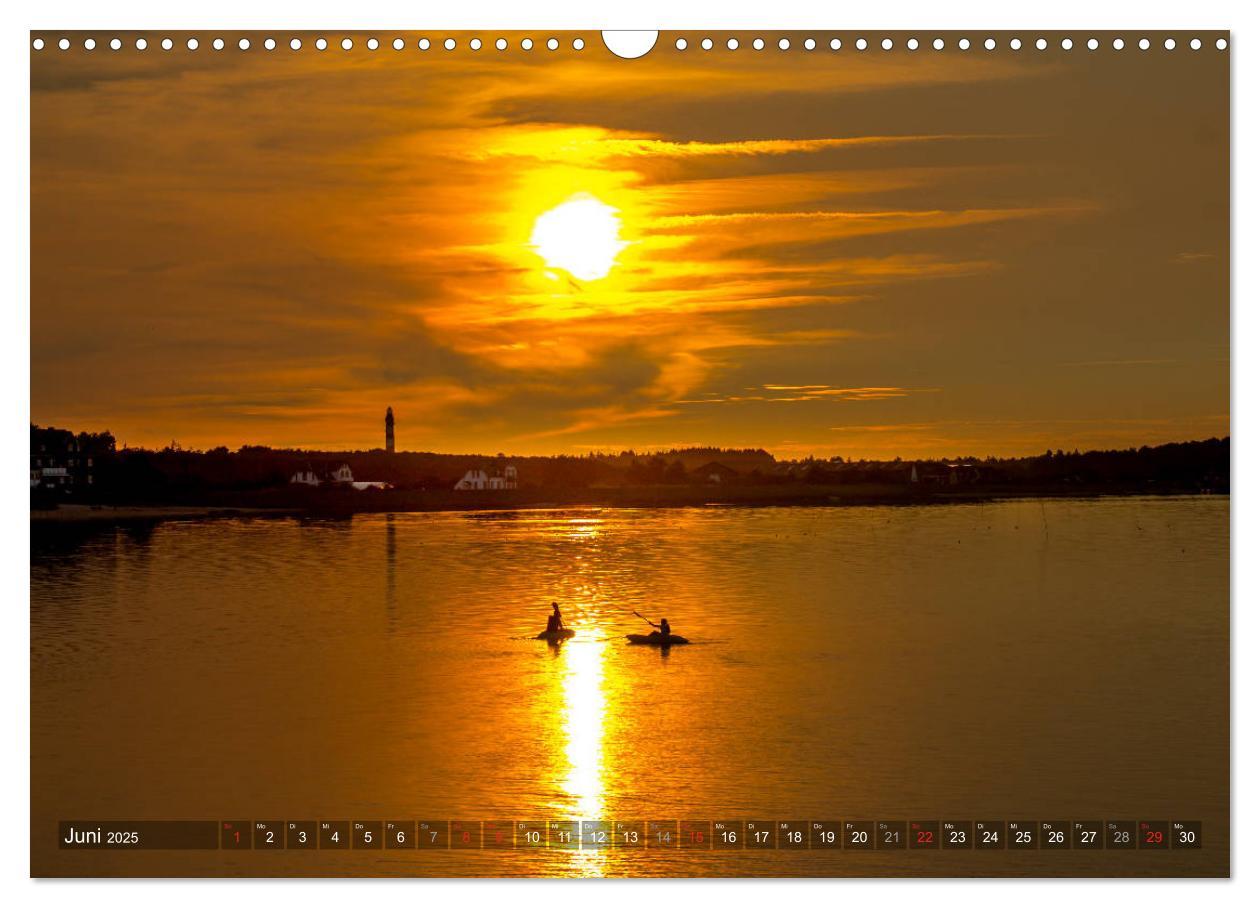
[[32, 423, 1228, 465]]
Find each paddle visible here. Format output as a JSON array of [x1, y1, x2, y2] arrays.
[[631, 609, 655, 628]]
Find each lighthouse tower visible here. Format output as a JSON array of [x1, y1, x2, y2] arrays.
[[385, 407, 395, 454]]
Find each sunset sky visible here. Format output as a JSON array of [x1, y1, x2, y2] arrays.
[[31, 33, 1229, 458]]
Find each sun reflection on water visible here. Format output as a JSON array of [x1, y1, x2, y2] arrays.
[[559, 635, 608, 876], [558, 515, 604, 541]]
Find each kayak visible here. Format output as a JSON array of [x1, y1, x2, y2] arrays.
[[626, 632, 690, 646], [536, 629, 575, 643]]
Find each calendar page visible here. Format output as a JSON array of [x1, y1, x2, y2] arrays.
[[29, 29, 1229, 879]]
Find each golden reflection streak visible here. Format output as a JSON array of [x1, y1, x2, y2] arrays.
[[552, 513, 610, 876], [559, 635, 608, 876]]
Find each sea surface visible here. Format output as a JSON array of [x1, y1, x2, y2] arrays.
[[30, 497, 1229, 877]]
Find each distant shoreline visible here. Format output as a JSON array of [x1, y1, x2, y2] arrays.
[[30, 483, 1227, 526], [30, 504, 300, 524]]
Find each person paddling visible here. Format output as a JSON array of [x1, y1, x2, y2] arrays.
[[627, 610, 688, 646], [545, 602, 565, 634], [631, 610, 675, 641]]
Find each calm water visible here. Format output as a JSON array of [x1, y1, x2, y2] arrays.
[[31, 498, 1228, 877]]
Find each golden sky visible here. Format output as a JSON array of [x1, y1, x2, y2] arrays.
[[31, 33, 1229, 458]]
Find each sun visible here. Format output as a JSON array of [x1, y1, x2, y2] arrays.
[[530, 194, 627, 282]]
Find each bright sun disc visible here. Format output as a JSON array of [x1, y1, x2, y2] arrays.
[[530, 194, 626, 281]]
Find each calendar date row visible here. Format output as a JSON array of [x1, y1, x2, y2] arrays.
[[60, 820, 1201, 851]]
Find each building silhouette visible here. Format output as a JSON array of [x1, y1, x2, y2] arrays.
[[454, 464, 518, 491], [30, 424, 112, 493], [385, 406, 395, 454]]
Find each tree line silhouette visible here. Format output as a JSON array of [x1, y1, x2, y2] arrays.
[[31, 424, 1228, 507]]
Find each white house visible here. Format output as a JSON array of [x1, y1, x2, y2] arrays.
[[454, 464, 518, 491], [454, 469, 488, 490], [290, 463, 356, 487], [290, 468, 321, 486]]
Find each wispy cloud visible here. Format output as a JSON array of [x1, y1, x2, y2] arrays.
[[1059, 358, 1177, 367], [1172, 252, 1216, 265], [649, 205, 1092, 233], [679, 385, 937, 404], [471, 128, 1038, 163]]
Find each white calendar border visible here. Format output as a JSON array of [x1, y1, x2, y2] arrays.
[[3, 0, 1251, 906]]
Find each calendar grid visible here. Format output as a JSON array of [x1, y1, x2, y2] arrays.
[[57, 820, 1203, 852]]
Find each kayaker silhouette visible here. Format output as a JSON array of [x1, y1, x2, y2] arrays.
[[627, 610, 688, 646], [545, 602, 565, 634]]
